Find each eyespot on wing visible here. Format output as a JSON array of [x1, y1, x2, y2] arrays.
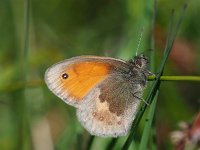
[[61, 62, 111, 100]]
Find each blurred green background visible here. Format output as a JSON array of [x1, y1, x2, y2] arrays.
[[0, 0, 199, 150]]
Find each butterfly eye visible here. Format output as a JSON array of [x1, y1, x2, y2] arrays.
[[135, 59, 142, 68], [62, 73, 68, 79]]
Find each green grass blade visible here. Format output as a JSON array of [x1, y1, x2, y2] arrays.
[[105, 138, 117, 150], [139, 91, 159, 150], [86, 136, 95, 150], [158, 4, 187, 74]]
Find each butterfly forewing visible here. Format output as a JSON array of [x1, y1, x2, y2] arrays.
[[45, 56, 128, 107]]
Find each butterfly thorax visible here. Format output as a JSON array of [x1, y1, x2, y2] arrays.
[[121, 54, 150, 85]]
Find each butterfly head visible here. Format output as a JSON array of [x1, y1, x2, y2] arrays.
[[129, 54, 148, 70]]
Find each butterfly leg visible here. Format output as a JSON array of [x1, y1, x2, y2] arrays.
[[131, 92, 149, 106]]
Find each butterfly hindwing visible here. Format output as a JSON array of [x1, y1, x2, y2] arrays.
[[76, 74, 143, 137]]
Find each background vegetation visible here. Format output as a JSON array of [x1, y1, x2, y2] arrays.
[[0, 0, 199, 149]]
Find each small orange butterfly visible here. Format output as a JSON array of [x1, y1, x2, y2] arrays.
[[45, 54, 151, 137]]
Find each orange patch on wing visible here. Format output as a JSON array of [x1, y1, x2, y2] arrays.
[[61, 62, 111, 101]]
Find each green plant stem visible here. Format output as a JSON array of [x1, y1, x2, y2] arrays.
[[148, 76, 200, 81]]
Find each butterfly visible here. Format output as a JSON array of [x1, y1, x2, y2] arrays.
[[44, 54, 151, 137]]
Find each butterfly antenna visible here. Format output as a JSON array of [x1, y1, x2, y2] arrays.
[[136, 27, 144, 56]]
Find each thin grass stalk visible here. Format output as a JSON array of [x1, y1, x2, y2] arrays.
[[148, 76, 200, 81], [14, 0, 31, 147], [19, 0, 31, 149], [8, 0, 26, 147]]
